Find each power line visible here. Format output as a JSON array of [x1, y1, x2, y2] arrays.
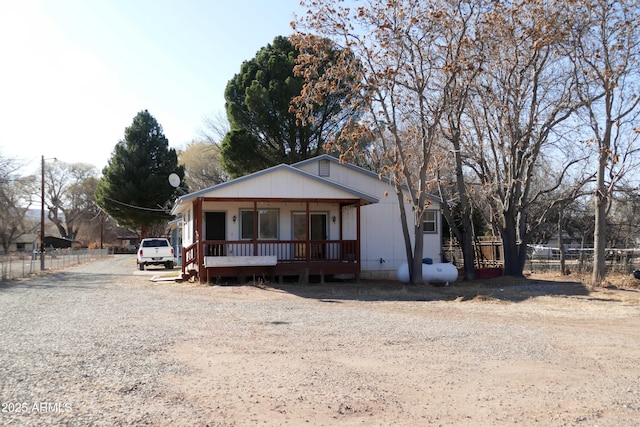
[[104, 197, 169, 213]]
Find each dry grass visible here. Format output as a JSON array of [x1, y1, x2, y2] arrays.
[[251, 269, 640, 305], [527, 270, 640, 290]]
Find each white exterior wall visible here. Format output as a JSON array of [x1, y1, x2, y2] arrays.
[[181, 207, 194, 248], [176, 159, 442, 280], [178, 167, 364, 248], [297, 160, 442, 279], [201, 169, 361, 200], [195, 201, 343, 242]]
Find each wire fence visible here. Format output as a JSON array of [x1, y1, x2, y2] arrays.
[[443, 239, 640, 275], [525, 256, 640, 275], [0, 248, 111, 282]]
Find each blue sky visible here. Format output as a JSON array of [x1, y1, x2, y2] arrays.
[[0, 0, 305, 174]]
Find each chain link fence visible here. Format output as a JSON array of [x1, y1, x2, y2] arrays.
[[0, 248, 111, 281]]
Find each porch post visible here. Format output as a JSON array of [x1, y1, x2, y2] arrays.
[[356, 200, 361, 278], [305, 201, 310, 262], [339, 203, 343, 240], [253, 201, 258, 255], [195, 198, 204, 282]]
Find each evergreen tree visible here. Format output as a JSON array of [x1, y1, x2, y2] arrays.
[[95, 110, 184, 237], [222, 35, 356, 178]]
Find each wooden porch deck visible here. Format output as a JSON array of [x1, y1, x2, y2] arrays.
[[181, 239, 360, 283]]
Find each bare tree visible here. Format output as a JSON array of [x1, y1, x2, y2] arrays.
[[0, 154, 37, 252], [568, 0, 640, 284], [294, 0, 485, 284], [198, 110, 230, 145], [435, 1, 485, 280], [608, 189, 640, 249], [45, 162, 99, 241], [466, 0, 586, 276], [178, 141, 227, 191]]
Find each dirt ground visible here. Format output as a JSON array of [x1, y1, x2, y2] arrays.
[[3, 258, 639, 426], [161, 271, 640, 426]]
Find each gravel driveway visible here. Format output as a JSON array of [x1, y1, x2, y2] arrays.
[[1, 255, 639, 426]]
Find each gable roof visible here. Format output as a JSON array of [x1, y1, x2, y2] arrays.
[[294, 154, 442, 203], [293, 154, 383, 180], [171, 163, 378, 215]]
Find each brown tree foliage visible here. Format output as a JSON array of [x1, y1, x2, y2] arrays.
[[465, 0, 586, 276], [294, 1, 478, 283], [294, 0, 640, 281]]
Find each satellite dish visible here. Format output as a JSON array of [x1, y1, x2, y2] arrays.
[[168, 173, 181, 188]]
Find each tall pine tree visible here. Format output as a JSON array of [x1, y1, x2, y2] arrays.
[[95, 110, 184, 238], [221, 35, 358, 178]]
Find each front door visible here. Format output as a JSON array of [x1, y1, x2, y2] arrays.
[[205, 212, 226, 256], [292, 212, 328, 260], [310, 213, 327, 259], [293, 213, 307, 259]]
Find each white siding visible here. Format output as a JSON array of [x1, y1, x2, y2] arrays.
[[178, 157, 443, 280], [298, 159, 442, 279], [202, 169, 364, 201], [198, 201, 342, 242], [181, 208, 193, 247]]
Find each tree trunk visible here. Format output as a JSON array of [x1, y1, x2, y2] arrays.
[[592, 127, 610, 285], [592, 186, 607, 285], [411, 220, 425, 285], [439, 200, 475, 280], [53, 222, 68, 239], [395, 189, 421, 284], [502, 237, 523, 276], [446, 211, 475, 280], [454, 142, 476, 280], [457, 202, 476, 280], [558, 209, 567, 275], [501, 215, 526, 277]]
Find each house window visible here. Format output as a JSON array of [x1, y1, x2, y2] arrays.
[[16, 243, 26, 251], [241, 209, 278, 239], [318, 159, 330, 177], [423, 211, 437, 233]]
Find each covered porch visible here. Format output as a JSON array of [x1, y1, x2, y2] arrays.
[[180, 197, 364, 283]]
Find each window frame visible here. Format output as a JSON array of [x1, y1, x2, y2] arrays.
[[318, 159, 330, 177], [422, 210, 437, 234], [240, 208, 279, 240]]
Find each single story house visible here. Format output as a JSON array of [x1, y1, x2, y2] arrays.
[[2, 233, 37, 254], [171, 155, 442, 283]]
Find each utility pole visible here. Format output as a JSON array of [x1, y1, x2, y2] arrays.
[[40, 155, 45, 271]]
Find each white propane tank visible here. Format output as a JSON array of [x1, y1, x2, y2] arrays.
[[397, 262, 458, 284]]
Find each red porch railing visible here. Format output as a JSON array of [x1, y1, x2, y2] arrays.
[[182, 241, 199, 272], [181, 239, 358, 280], [202, 239, 357, 262]]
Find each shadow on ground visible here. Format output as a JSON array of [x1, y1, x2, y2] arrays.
[[258, 276, 592, 303], [0, 271, 125, 291]]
